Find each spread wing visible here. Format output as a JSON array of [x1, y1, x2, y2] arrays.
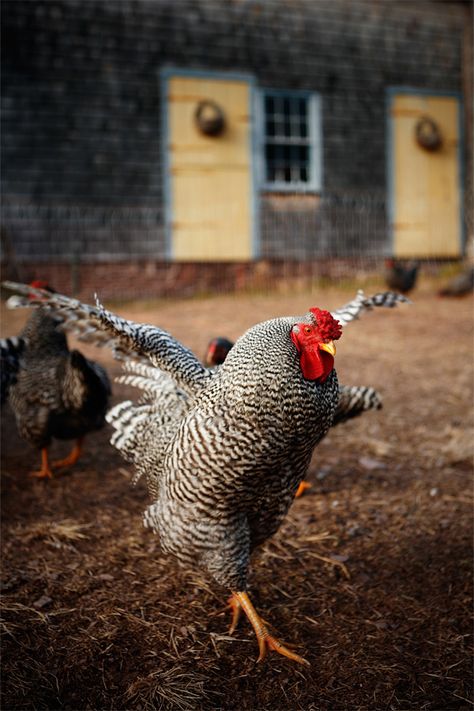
[[3, 281, 213, 396], [331, 290, 409, 327]]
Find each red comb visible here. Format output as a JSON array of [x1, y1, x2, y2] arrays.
[[309, 308, 342, 341], [29, 280, 49, 290]]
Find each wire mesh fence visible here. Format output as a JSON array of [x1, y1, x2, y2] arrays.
[[1, 190, 471, 300]]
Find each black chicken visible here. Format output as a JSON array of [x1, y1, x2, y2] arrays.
[[2, 284, 111, 479], [385, 258, 419, 294], [204, 337, 234, 366]]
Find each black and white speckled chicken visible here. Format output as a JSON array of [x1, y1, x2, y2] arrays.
[[2, 285, 111, 479], [1, 283, 406, 662]]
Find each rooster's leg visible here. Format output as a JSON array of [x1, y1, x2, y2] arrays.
[[52, 437, 84, 469], [30, 448, 54, 479], [227, 595, 242, 634], [229, 591, 309, 665], [295, 480, 312, 498]]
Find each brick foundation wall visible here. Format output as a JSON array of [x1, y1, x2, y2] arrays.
[[2, 257, 458, 301]]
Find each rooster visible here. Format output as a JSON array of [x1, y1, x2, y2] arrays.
[[2, 283, 407, 662], [2, 283, 111, 479]]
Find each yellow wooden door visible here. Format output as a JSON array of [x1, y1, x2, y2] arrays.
[[165, 73, 253, 261], [390, 93, 461, 258]]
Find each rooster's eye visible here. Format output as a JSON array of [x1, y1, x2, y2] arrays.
[[304, 326, 311, 335]]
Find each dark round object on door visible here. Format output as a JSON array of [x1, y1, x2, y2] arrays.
[[194, 100, 226, 137], [415, 116, 443, 152]]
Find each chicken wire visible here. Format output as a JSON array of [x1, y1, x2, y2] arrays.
[[3, 188, 470, 300]]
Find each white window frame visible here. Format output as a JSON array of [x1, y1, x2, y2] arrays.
[[255, 88, 322, 193]]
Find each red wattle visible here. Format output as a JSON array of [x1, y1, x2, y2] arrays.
[[291, 329, 335, 382], [299, 348, 334, 382]]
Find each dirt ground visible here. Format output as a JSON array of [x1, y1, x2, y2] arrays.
[[1, 281, 473, 711]]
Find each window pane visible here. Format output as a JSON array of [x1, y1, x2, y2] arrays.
[[299, 98, 308, 138], [266, 119, 275, 137], [290, 103, 300, 137], [265, 143, 276, 181], [274, 119, 284, 138], [265, 95, 274, 115], [299, 145, 308, 163], [282, 97, 291, 137]]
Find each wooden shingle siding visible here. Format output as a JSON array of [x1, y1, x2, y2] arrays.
[[1, 0, 469, 264]]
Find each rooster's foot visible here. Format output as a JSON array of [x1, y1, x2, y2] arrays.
[[29, 448, 54, 479], [229, 591, 309, 665], [52, 438, 83, 470], [295, 480, 312, 498]]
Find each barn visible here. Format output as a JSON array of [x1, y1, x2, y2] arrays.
[[1, 0, 472, 297]]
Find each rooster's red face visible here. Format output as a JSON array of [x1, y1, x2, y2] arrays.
[[291, 308, 342, 382]]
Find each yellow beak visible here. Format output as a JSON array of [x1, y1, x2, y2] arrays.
[[319, 340, 336, 356]]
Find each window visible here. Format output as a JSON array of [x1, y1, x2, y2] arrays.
[[258, 90, 322, 192]]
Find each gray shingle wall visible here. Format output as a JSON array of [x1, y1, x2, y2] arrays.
[[1, 0, 467, 261]]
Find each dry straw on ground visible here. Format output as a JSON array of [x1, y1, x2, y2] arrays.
[[1, 283, 472, 710]]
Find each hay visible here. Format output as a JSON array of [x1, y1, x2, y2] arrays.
[[1, 288, 473, 710]]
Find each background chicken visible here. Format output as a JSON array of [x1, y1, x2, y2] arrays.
[[385, 258, 419, 294], [2, 285, 111, 479], [2, 282, 407, 663], [204, 336, 234, 366], [438, 266, 474, 297]]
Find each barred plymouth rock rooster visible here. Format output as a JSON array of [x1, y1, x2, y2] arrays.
[[2, 285, 111, 479], [2, 282, 406, 663]]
